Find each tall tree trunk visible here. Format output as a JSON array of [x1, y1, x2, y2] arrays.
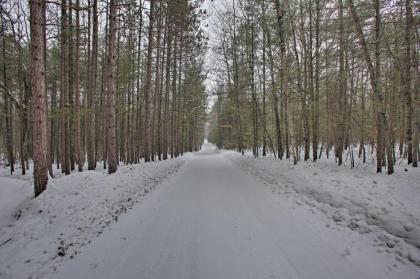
[[274, 0, 285, 159], [232, 0, 243, 155], [106, 0, 118, 174], [163, 16, 172, 161], [60, 0, 70, 175], [134, 1, 143, 163], [403, 0, 414, 165], [412, 4, 419, 167], [101, 2, 109, 168], [151, 2, 162, 161], [299, 0, 310, 161], [1, 19, 14, 174], [261, 1, 267, 157], [175, 29, 183, 157], [30, 0, 48, 196], [16, 7, 27, 174], [247, 14, 258, 157], [171, 31, 177, 159], [309, 0, 315, 161], [74, 0, 83, 171], [143, 0, 155, 162], [68, 0, 75, 171], [267, 30, 282, 160], [313, 0, 320, 161], [155, 5, 164, 161], [42, 0, 53, 177], [87, 0, 98, 170], [337, 0, 345, 166]]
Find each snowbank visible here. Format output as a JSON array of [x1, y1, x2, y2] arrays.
[[0, 177, 32, 230], [228, 153, 420, 267], [0, 158, 185, 279]]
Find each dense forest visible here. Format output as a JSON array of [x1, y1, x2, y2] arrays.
[[1, 0, 208, 195], [207, 0, 419, 174], [1, 1, 420, 277], [0, 0, 419, 197]]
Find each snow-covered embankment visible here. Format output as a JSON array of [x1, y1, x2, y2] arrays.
[[0, 157, 186, 279], [229, 153, 420, 267]]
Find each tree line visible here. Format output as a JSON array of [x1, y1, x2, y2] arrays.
[[1, 0, 207, 196], [207, 0, 419, 174]]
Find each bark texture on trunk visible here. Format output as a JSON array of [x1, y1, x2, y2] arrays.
[[106, 0, 118, 174], [30, 0, 48, 196]]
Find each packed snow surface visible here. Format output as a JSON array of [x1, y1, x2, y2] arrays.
[[0, 143, 419, 279]]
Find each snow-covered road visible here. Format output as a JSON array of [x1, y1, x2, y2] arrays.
[[47, 146, 418, 279]]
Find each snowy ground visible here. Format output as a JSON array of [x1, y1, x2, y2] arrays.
[[0, 158, 186, 279], [229, 150, 420, 270], [0, 143, 419, 279], [0, 176, 31, 231]]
